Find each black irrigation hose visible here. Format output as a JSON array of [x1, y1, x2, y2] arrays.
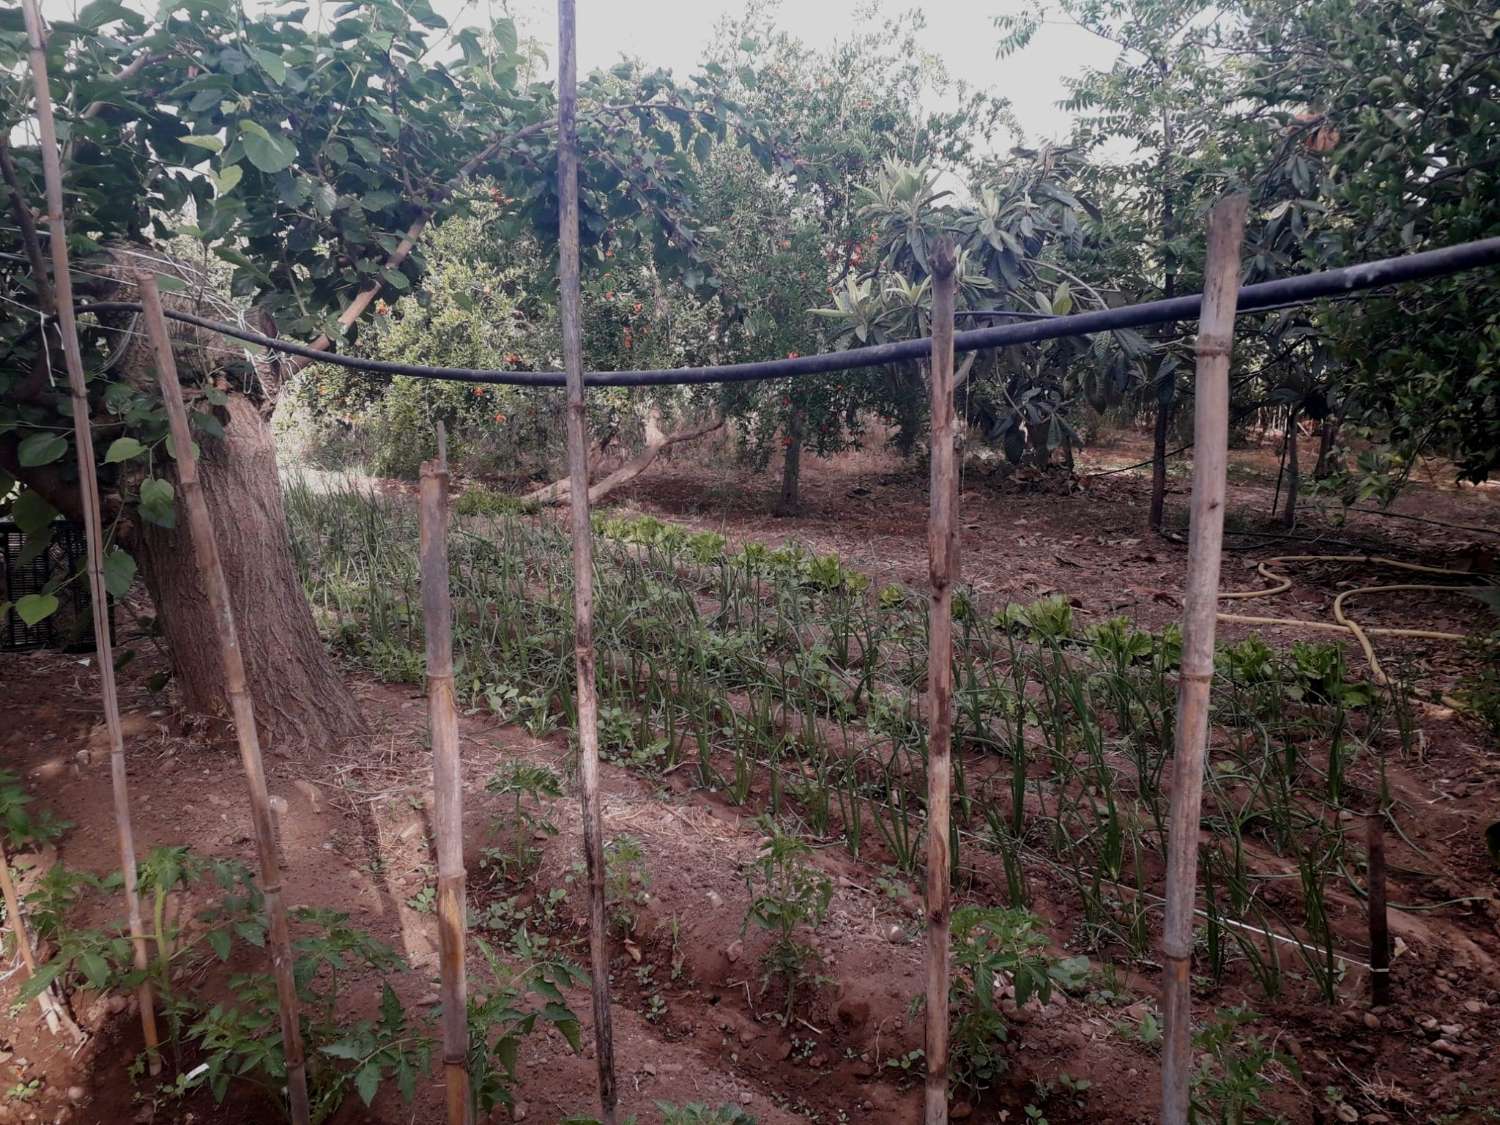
[[72, 234, 1500, 390]]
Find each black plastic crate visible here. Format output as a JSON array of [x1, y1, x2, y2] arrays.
[[1, 519, 105, 652]]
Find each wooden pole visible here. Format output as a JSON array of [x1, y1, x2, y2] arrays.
[[1159, 193, 1248, 1125], [20, 0, 158, 1066], [420, 424, 472, 1125], [924, 240, 959, 1125], [134, 272, 311, 1125], [1366, 811, 1390, 1006], [556, 2, 617, 1121]]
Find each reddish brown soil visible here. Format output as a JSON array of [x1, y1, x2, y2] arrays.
[[2, 431, 1497, 1125]]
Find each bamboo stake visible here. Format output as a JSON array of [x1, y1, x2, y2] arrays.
[[134, 272, 311, 1125], [21, 0, 157, 1064], [1160, 193, 1248, 1125], [1367, 811, 1390, 1007], [0, 838, 74, 1037], [556, 2, 617, 1119], [420, 424, 471, 1125], [924, 240, 959, 1125]]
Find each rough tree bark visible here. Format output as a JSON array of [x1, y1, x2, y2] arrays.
[[774, 409, 804, 517], [136, 393, 364, 748]]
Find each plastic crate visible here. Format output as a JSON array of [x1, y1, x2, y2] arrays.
[[1, 520, 105, 652]]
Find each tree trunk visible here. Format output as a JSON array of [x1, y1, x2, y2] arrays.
[[1314, 415, 1340, 479], [1148, 384, 1172, 531], [139, 394, 364, 749], [774, 410, 804, 517], [1281, 406, 1300, 529], [1149, 89, 1177, 535]]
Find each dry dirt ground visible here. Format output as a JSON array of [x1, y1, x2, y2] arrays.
[[1, 430, 1497, 1124]]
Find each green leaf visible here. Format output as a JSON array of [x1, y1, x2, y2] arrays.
[[214, 165, 244, 195], [554, 1018, 582, 1052], [179, 134, 224, 153], [319, 1041, 364, 1061], [379, 982, 403, 1029], [103, 548, 137, 597], [11, 490, 56, 536], [17, 959, 63, 1002], [104, 436, 146, 463], [354, 1061, 381, 1105], [246, 45, 286, 85], [165, 434, 200, 462], [240, 122, 297, 174], [18, 432, 67, 467], [207, 927, 231, 960], [494, 1035, 520, 1077], [382, 268, 410, 291], [138, 477, 175, 529], [15, 593, 59, 627], [79, 951, 111, 987]]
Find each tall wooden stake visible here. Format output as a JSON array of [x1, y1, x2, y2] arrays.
[[1366, 811, 1390, 1006], [135, 273, 311, 1125], [1160, 193, 1248, 1125], [420, 424, 472, 1125], [924, 240, 959, 1125], [556, 2, 617, 1120], [21, 0, 158, 1066]]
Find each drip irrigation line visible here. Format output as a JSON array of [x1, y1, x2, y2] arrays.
[[1310, 504, 1500, 539], [63, 234, 1500, 389]]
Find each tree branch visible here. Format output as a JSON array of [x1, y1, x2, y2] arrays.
[[524, 416, 725, 506]]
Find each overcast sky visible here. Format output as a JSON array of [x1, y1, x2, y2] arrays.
[[495, 0, 1120, 145], [35, 0, 1123, 146]]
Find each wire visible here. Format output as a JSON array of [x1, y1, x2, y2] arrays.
[[58, 234, 1500, 389]]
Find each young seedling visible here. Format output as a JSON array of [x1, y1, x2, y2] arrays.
[[741, 818, 832, 1023], [485, 763, 563, 880]]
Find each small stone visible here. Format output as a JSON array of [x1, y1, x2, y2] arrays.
[[1362, 1012, 1380, 1030], [1464, 1000, 1484, 1014], [1439, 1023, 1463, 1037], [738, 1092, 752, 1105], [725, 940, 742, 964], [776, 1041, 792, 1061], [951, 1104, 973, 1121], [706, 891, 723, 909], [737, 1026, 755, 1046], [1334, 1103, 1359, 1123], [1431, 1038, 1461, 1058], [66, 1087, 86, 1104], [511, 1101, 529, 1121], [107, 994, 128, 1014], [883, 923, 906, 943]]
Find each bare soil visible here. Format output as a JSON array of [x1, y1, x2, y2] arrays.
[[2, 429, 1497, 1124]]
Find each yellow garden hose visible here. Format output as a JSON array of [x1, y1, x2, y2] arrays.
[[1214, 555, 1490, 688]]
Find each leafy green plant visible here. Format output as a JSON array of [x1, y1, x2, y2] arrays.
[[604, 836, 650, 937], [0, 770, 68, 851], [945, 906, 1082, 1098], [484, 763, 563, 879], [1190, 1007, 1295, 1125], [741, 818, 832, 1022], [466, 930, 586, 1115], [655, 1103, 756, 1125]]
